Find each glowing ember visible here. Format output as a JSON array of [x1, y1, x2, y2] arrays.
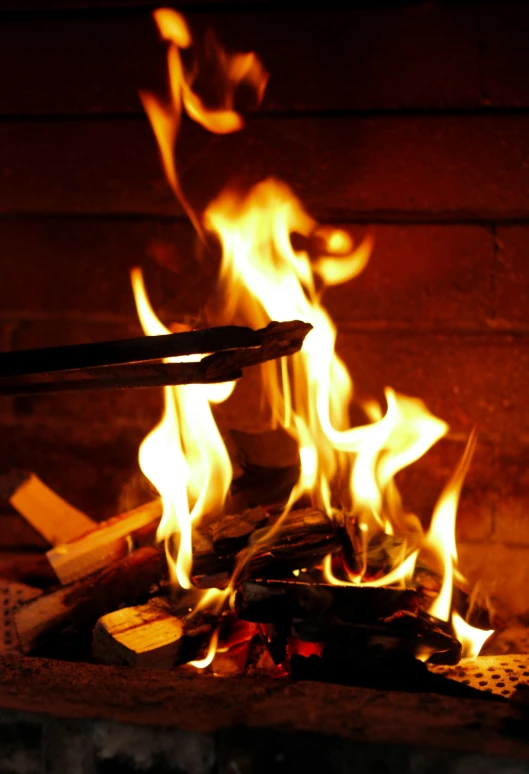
[[131, 6, 494, 666]]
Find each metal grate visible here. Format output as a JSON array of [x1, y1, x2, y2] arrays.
[[429, 655, 529, 698]]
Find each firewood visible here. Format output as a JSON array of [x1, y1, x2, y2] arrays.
[[235, 580, 419, 624], [91, 597, 213, 669], [192, 507, 337, 581], [293, 610, 462, 665], [14, 545, 166, 654], [46, 500, 162, 585], [289, 644, 502, 700], [206, 506, 269, 554], [5, 471, 95, 546]]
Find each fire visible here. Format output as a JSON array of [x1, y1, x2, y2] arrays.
[[131, 7, 494, 664], [131, 268, 233, 589], [452, 611, 493, 660]]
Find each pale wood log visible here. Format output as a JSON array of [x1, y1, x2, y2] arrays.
[[92, 597, 185, 669], [46, 500, 162, 585], [9, 473, 95, 545], [15, 545, 166, 654]]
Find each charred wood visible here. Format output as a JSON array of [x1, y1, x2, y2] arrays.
[[235, 580, 419, 624], [15, 546, 166, 654]]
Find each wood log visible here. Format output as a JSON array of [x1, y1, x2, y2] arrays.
[[5, 471, 95, 546], [289, 644, 503, 701], [206, 506, 269, 555], [192, 507, 338, 581], [14, 546, 166, 654], [91, 596, 213, 670], [293, 610, 462, 666], [46, 500, 162, 585], [235, 580, 419, 624]]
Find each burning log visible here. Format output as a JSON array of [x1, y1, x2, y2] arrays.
[[235, 580, 419, 624], [192, 507, 337, 583], [0, 320, 312, 396], [289, 644, 502, 700], [92, 597, 213, 669], [14, 546, 165, 654], [46, 500, 162, 585], [293, 610, 462, 665], [3, 471, 95, 546]]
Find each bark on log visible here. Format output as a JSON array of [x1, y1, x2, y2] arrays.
[[15, 546, 166, 654]]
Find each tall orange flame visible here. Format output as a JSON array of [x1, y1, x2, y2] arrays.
[[133, 7, 494, 663]]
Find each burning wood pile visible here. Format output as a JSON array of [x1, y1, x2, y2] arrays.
[[0, 6, 507, 700]]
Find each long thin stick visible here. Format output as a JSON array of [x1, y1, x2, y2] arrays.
[[0, 325, 261, 377], [0, 321, 312, 396]]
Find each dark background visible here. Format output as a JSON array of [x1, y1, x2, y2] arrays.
[[0, 0, 529, 610]]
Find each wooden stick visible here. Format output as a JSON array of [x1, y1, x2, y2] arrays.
[[0, 320, 312, 396], [7, 473, 95, 546], [15, 546, 166, 654], [46, 500, 163, 585], [0, 325, 262, 377]]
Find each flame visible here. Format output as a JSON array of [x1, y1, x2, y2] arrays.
[[425, 429, 477, 621], [452, 611, 493, 660], [133, 7, 494, 661], [189, 626, 220, 669], [140, 8, 268, 231], [131, 268, 233, 589]]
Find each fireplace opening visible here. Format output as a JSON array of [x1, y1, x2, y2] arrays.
[[1, 1, 529, 772]]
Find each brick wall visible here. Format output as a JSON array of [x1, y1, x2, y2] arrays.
[[1, 0, 529, 612]]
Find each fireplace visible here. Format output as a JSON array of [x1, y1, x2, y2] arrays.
[[1, 1, 529, 771]]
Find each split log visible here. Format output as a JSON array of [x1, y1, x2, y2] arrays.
[[47, 500, 162, 585], [92, 596, 213, 669], [289, 644, 503, 700], [5, 471, 95, 545], [14, 546, 166, 654], [235, 580, 419, 624]]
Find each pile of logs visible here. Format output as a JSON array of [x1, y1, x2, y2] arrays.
[[0, 466, 489, 699]]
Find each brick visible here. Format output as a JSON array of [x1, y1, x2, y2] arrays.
[[0, 6, 480, 116], [335, 331, 529, 443], [325, 225, 494, 326], [397, 438, 494, 543], [0, 420, 150, 520], [480, 3, 529, 107], [490, 444, 529, 547], [494, 226, 529, 327], [3, 115, 529, 218], [10, 319, 163, 425], [458, 542, 529, 617], [0, 218, 209, 320]]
